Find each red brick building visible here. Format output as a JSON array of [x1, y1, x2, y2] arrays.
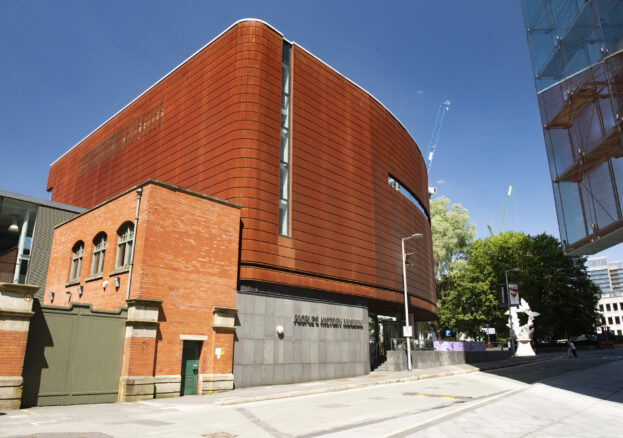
[[2, 19, 435, 406], [44, 180, 241, 400]]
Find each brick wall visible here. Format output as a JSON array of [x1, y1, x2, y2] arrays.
[[44, 192, 137, 309], [121, 337, 157, 377], [134, 184, 240, 376], [44, 181, 241, 379], [0, 331, 28, 376]]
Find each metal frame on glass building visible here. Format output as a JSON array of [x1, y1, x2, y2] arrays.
[[521, 0, 623, 255]]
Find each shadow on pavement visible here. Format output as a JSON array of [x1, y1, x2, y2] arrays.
[[481, 349, 623, 403]]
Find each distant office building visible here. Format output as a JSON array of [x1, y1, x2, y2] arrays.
[[587, 255, 623, 335], [586, 256, 612, 293], [521, 1, 623, 255]]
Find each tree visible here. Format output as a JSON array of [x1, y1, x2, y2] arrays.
[[437, 260, 497, 339], [438, 231, 600, 340], [513, 233, 600, 340], [430, 196, 475, 284]]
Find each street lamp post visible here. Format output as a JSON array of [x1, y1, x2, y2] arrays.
[[505, 267, 521, 355], [402, 233, 423, 371]]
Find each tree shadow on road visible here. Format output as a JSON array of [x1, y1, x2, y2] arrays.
[[481, 351, 623, 404]]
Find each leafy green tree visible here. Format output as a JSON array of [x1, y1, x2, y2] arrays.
[[438, 231, 600, 340], [512, 233, 600, 340], [430, 196, 475, 285], [437, 260, 497, 339]]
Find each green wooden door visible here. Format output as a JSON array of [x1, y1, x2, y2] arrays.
[[181, 341, 201, 396]]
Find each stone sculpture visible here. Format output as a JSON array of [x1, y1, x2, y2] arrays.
[[506, 298, 540, 356]]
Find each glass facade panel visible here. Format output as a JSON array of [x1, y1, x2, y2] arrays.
[[279, 200, 288, 236], [522, 0, 623, 254], [558, 181, 587, 244], [279, 41, 292, 236], [0, 195, 39, 284], [280, 163, 289, 201], [387, 176, 429, 222], [584, 162, 619, 230]]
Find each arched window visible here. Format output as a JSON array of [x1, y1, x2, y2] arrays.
[[90, 232, 107, 275], [69, 241, 84, 281], [116, 222, 134, 269]]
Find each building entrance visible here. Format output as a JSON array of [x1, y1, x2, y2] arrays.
[[180, 341, 201, 396]]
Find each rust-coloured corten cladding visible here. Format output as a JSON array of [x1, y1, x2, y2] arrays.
[[46, 20, 436, 318]]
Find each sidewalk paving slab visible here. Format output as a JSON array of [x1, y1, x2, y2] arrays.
[[210, 354, 559, 406]]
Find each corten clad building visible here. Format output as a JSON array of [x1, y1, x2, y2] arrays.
[[43, 19, 434, 390]]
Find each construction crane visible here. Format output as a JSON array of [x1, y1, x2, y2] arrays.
[[488, 184, 514, 236], [426, 100, 451, 173]]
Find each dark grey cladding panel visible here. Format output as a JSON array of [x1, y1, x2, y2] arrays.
[[28, 206, 80, 299], [234, 282, 370, 388], [239, 281, 368, 308]]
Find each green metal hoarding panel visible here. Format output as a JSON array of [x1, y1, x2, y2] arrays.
[[22, 300, 127, 407]]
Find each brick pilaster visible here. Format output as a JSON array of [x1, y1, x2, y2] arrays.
[[0, 283, 38, 409], [118, 298, 161, 402]]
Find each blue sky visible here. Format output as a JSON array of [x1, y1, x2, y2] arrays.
[[2, 0, 621, 261]]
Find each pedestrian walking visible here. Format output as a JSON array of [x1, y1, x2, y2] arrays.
[[566, 340, 577, 359]]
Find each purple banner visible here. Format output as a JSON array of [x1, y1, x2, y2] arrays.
[[434, 341, 485, 351]]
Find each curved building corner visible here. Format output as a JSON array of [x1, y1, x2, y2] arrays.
[[30, 19, 435, 400]]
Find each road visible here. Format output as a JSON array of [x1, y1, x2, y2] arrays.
[[2, 350, 622, 437]]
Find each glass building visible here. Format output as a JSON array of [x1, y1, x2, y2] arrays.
[[0, 190, 82, 294], [521, 0, 623, 255], [587, 255, 612, 292]]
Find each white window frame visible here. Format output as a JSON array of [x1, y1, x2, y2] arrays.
[[69, 242, 84, 281], [90, 233, 106, 275], [116, 223, 134, 269]]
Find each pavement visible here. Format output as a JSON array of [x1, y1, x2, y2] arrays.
[[168, 353, 559, 407], [2, 351, 615, 438]]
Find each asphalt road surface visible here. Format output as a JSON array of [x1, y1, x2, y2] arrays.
[[2, 349, 622, 437]]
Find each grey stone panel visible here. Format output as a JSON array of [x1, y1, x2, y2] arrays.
[[293, 340, 302, 363], [241, 339, 254, 365], [234, 288, 369, 388], [309, 363, 319, 380], [275, 339, 285, 364], [253, 340, 265, 364], [302, 364, 311, 381], [273, 364, 284, 384], [263, 342, 275, 365], [383, 350, 513, 371], [261, 365, 273, 384], [255, 295, 267, 315], [283, 364, 295, 384], [265, 296, 276, 316], [310, 342, 319, 363], [253, 316, 265, 339]]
